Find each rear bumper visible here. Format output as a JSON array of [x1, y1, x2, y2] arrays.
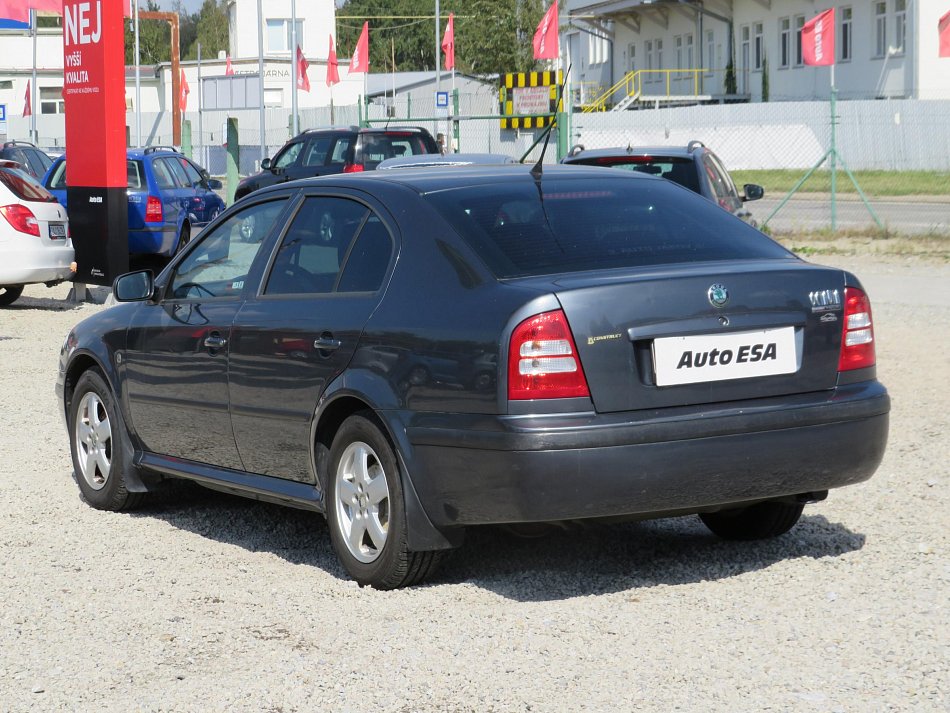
[[129, 226, 175, 255], [405, 381, 890, 527], [0, 244, 75, 285]]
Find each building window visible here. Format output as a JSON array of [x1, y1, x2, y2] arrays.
[[656, 38, 663, 70], [266, 18, 304, 53], [894, 0, 906, 55], [686, 33, 694, 68], [753, 22, 764, 70], [840, 7, 852, 62], [588, 32, 608, 65], [40, 87, 64, 114], [874, 2, 887, 58], [794, 15, 805, 67], [628, 42, 636, 72], [675, 35, 683, 70], [779, 17, 790, 68], [645, 39, 653, 71], [705, 30, 714, 73]]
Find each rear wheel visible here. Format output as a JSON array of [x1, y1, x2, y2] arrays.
[[69, 369, 145, 511], [326, 413, 442, 589], [0, 285, 24, 306], [700, 501, 804, 540]]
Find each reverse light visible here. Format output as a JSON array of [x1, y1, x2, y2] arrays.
[[508, 310, 590, 400], [838, 287, 876, 371], [145, 195, 163, 223], [343, 163, 365, 173], [0, 204, 40, 236]]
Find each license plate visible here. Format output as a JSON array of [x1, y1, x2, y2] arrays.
[[49, 223, 67, 238], [653, 327, 798, 387]]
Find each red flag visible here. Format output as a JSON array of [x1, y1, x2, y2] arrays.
[[441, 13, 455, 70], [940, 10, 950, 58], [349, 21, 369, 74], [533, 2, 559, 61], [179, 68, 189, 112], [22, 79, 31, 117], [326, 34, 340, 87], [296, 44, 311, 92], [802, 8, 835, 66], [225, 55, 234, 76]]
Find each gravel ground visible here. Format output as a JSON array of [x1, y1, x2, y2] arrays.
[[0, 253, 946, 712]]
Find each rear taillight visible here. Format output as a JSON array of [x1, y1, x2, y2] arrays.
[[838, 287, 875, 371], [145, 195, 163, 222], [508, 310, 590, 400], [343, 163, 364, 173], [0, 204, 40, 236]]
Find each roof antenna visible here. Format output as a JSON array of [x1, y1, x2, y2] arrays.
[[520, 63, 572, 176]]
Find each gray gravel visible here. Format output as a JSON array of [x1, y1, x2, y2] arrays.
[[0, 254, 947, 712]]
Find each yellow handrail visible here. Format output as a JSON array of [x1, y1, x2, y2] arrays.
[[582, 69, 711, 112]]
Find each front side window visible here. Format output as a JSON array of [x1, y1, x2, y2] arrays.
[[161, 157, 190, 188], [151, 159, 177, 190], [274, 142, 304, 169], [179, 159, 204, 187], [170, 199, 287, 300]]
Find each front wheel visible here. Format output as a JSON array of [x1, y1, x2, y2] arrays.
[[699, 501, 804, 540], [0, 285, 24, 306], [326, 413, 442, 589], [69, 369, 145, 511]]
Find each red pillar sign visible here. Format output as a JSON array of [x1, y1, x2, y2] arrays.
[[63, 0, 128, 285]]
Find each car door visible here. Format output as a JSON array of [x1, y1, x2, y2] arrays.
[[150, 157, 184, 236], [228, 193, 396, 482], [178, 157, 224, 228], [124, 196, 291, 468]]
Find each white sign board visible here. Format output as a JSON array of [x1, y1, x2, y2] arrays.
[[512, 86, 550, 115]]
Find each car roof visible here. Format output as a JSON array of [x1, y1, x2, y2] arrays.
[[50, 148, 189, 161], [564, 145, 707, 161], [295, 126, 433, 137], [376, 153, 516, 170], [258, 162, 659, 196]]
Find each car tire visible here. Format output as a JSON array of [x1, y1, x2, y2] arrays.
[[326, 412, 442, 589], [175, 222, 191, 255], [69, 369, 146, 512], [0, 285, 24, 306], [699, 501, 804, 540]]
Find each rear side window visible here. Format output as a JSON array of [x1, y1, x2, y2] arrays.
[[48, 160, 68, 189], [0, 166, 56, 202], [302, 137, 332, 167], [151, 159, 177, 189], [426, 176, 791, 278], [127, 160, 145, 189], [160, 157, 190, 188], [328, 138, 354, 166]]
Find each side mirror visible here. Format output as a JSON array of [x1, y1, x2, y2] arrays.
[[206, 178, 223, 190], [743, 183, 764, 202], [113, 270, 154, 302], [260, 157, 272, 170]]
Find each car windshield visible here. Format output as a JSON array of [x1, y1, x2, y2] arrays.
[[426, 176, 791, 278], [0, 166, 57, 202], [575, 156, 702, 193]]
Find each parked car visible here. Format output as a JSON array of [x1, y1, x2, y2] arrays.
[[42, 147, 225, 256], [0, 140, 53, 180], [376, 153, 516, 170], [562, 141, 765, 224], [57, 164, 889, 589], [234, 126, 440, 200], [0, 159, 74, 306]]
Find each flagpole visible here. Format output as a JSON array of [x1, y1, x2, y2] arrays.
[[257, 0, 266, 161], [135, 0, 141, 146], [197, 42, 203, 164], [435, 0, 441, 143], [291, 0, 298, 136], [30, 9, 36, 144]]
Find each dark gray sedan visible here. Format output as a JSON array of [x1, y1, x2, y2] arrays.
[[57, 165, 889, 589]]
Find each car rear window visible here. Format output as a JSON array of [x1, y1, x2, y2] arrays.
[[573, 155, 701, 193], [49, 159, 145, 190], [426, 176, 791, 278], [0, 166, 56, 202], [360, 132, 437, 168]]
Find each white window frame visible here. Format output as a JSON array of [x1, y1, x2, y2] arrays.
[[675, 35, 683, 71], [686, 33, 694, 68], [753, 22, 764, 71], [874, 1, 887, 58], [40, 86, 64, 114], [628, 42, 637, 73], [840, 7, 853, 62], [779, 17, 791, 69], [894, 0, 906, 55], [266, 17, 304, 54], [794, 15, 805, 67], [705, 29, 714, 75]]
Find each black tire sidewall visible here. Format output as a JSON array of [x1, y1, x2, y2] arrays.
[[69, 370, 131, 510], [326, 414, 409, 587], [0, 285, 24, 306]]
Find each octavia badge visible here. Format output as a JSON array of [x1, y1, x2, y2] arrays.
[[707, 283, 729, 308]]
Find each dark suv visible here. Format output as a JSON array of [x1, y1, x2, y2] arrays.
[[563, 141, 764, 225], [0, 140, 53, 180], [235, 126, 440, 200]]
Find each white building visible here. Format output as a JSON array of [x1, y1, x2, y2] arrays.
[[565, 0, 950, 107]]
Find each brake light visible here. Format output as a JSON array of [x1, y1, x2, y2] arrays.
[[0, 204, 40, 236], [508, 310, 590, 400], [145, 195, 163, 223], [343, 163, 364, 173], [596, 155, 654, 164], [838, 287, 875, 371]]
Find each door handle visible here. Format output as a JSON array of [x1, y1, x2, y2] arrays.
[[313, 336, 341, 351], [204, 334, 228, 350]]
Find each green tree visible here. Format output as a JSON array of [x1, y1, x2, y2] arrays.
[[185, 0, 229, 61], [125, 0, 170, 65], [337, 0, 553, 77]]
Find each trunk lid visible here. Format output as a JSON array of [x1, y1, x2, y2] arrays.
[[519, 259, 846, 413]]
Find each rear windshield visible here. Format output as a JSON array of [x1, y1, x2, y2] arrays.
[[0, 166, 56, 202], [48, 159, 145, 190], [573, 156, 701, 193], [426, 176, 791, 278], [360, 132, 437, 168]]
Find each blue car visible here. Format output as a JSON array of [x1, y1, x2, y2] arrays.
[[42, 147, 225, 256]]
